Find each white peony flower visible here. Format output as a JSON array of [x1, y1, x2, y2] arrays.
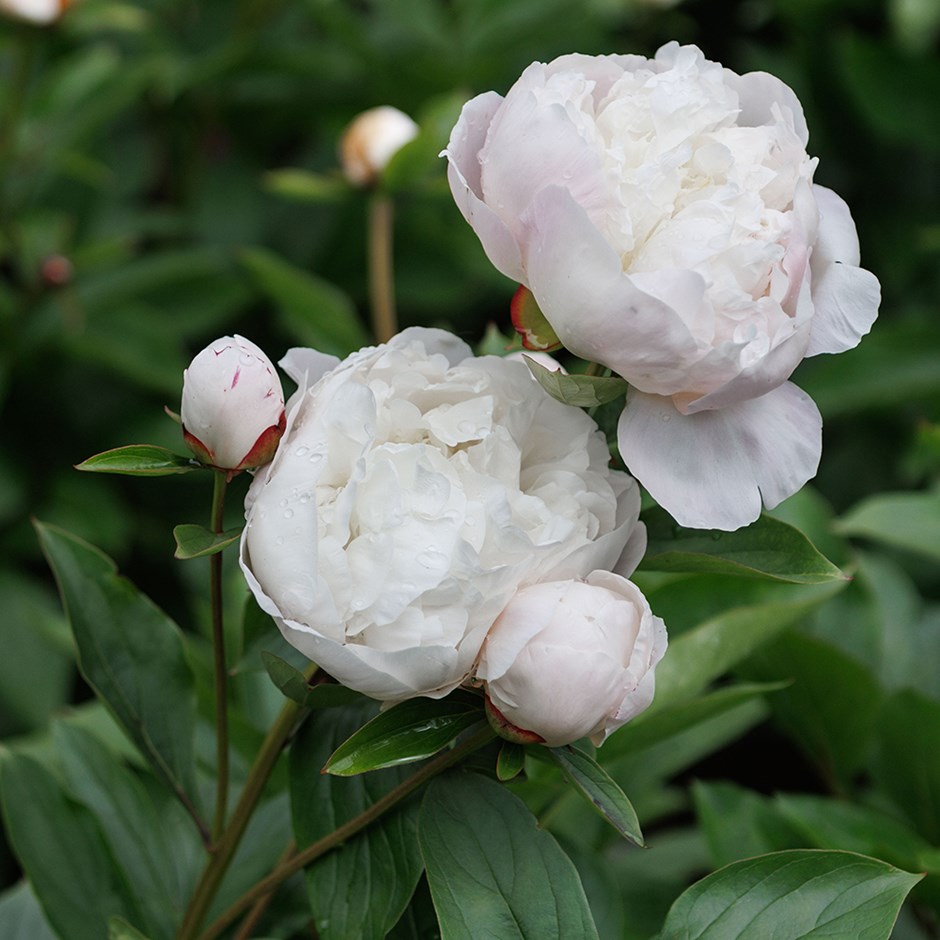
[[240, 328, 646, 702], [181, 335, 285, 472], [339, 106, 419, 187], [443, 43, 880, 530], [476, 571, 667, 747]]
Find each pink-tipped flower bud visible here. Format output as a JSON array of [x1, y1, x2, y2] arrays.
[[339, 106, 419, 187], [181, 335, 285, 472], [0, 0, 70, 23], [475, 572, 668, 748]]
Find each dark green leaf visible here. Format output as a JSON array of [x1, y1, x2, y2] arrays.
[[873, 690, 940, 844], [324, 693, 485, 776], [239, 246, 368, 356], [419, 773, 599, 940], [496, 741, 525, 782], [0, 752, 141, 940], [525, 355, 628, 407], [262, 651, 362, 709], [660, 849, 921, 939], [109, 918, 152, 940], [604, 681, 788, 759], [290, 702, 425, 940], [546, 745, 643, 845], [835, 489, 940, 563], [35, 523, 203, 834], [172, 523, 242, 560], [0, 882, 57, 940], [75, 445, 198, 477], [640, 508, 846, 583], [264, 168, 348, 203]]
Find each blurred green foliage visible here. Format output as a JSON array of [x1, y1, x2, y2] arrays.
[[1, 0, 939, 936]]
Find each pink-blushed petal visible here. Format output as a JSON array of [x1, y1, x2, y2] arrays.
[[805, 185, 880, 357], [617, 382, 822, 531], [726, 68, 809, 144], [443, 93, 526, 283], [522, 185, 703, 394]]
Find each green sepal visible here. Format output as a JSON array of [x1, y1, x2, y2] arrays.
[[262, 651, 362, 710], [525, 355, 628, 407], [496, 741, 526, 781], [75, 445, 200, 477]]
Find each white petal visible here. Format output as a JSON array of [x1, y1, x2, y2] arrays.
[[443, 93, 526, 283], [617, 383, 822, 531], [279, 347, 340, 392], [805, 185, 880, 357]]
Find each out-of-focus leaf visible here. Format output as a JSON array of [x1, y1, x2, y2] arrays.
[[419, 772, 599, 940], [291, 702, 424, 940], [262, 652, 362, 709], [0, 882, 57, 940], [640, 508, 845, 583], [76, 445, 199, 477], [172, 523, 242, 560], [836, 489, 940, 563], [525, 355, 627, 407], [545, 745, 643, 845], [738, 631, 883, 788], [108, 919, 152, 940], [873, 690, 940, 844], [659, 849, 921, 939], [324, 693, 484, 776], [0, 753, 142, 940], [264, 168, 348, 203], [239, 247, 368, 356], [35, 523, 203, 834]]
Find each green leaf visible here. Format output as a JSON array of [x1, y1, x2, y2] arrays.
[[738, 632, 883, 787], [496, 741, 525, 781], [263, 168, 348, 203], [419, 773, 599, 940], [54, 721, 202, 940], [650, 583, 844, 713], [239, 246, 369, 356], [75, 445, 199, 477], [510, 286, 561, 351], [109, 918, 152, 940], [0, 882, 57, 940], [659, 849, 922, 939], [262, 651, 362, 709], [640, 508, 846, 583], [604, 681, 788, 759], [835, 489, 940, 563], [545, 745, 643, 845], [35, 523, 203, 834], [290, 702, 424, 940], [0, 752, 141, 940], [324, 693, 484, 776], [172, 523, 242, 560], [525, 355, 628, 407], [873, 690, 940, 844]]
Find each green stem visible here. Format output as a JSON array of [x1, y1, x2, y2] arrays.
[[176, 693, 308, 940], [209, 470, 230, 842], [368, 192, 397, 343], [198, 724, 497, 940]]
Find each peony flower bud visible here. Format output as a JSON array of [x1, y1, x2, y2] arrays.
[[475, 571, 667, 747], [339, 106, 419, 187], [181, 335, 285, 472], [0, 0, 69, 24]]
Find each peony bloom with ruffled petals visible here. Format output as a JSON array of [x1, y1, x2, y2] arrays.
[[240, 328, 646, 702], [443, 43, 880, 530]]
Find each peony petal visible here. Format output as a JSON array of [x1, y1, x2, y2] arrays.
[[522, 185, 703, 394], [617, 382, 822, 531], [279, 347, 340, 393], [443, 93, 526, 283], [727, 68, 809, 144], [805, 185, 880, 357]]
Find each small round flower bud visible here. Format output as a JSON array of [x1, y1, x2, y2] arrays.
[[181, 335, 285, 472], [339, 106, 419, 187], [0, 0, 69, 24], [476, 572, 668, 748]]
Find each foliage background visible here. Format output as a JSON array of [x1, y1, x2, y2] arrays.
[[1, 0, 939, 936]]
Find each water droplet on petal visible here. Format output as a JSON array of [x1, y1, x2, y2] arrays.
[[295, 445, 309, 457], [284, 509, 294, 519]]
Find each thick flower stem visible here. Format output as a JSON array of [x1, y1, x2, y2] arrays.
[[368, 192, 397, 343], [176, 694, 308, 940], [209, 470, 230, 843], [196, 724, 497, 940]]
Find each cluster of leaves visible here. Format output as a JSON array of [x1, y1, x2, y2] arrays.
[[0, 0, 938, 937]]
